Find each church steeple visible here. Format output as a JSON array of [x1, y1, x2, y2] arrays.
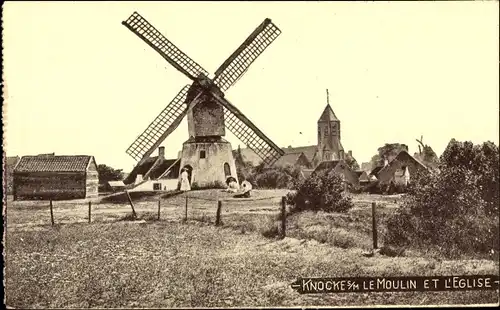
[[316, 89, 344, 163]]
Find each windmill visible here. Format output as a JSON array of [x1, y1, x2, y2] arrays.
[[122, 12, 285, 188]]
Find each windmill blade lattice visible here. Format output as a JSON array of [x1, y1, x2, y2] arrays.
[[213, 19, 281, 92], [126, 85, 191, 161], [123, 12, 209, 80], [223, 108, 283, 166]]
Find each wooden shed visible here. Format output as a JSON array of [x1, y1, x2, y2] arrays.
[[13, 155, 99, 201]]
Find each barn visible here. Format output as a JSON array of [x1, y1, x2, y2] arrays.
[[13, 155, 99, 201]]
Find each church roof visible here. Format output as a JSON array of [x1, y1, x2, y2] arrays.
[[318, 104, 339, 122]]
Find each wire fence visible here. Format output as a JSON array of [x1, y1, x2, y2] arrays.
[[7, 191, 385, 250]]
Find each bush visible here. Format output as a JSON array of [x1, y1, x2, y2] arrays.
[[286, 170, 353, 213], [252, 165, 303, 189], [385, 165, 499, 258]]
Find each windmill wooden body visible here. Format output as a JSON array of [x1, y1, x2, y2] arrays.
[[122, 12, 284, 188]]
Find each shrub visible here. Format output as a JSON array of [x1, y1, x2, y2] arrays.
[[252, 165, 303, 189], [385, 165, 499, 258], [286, 170, 353, 213]]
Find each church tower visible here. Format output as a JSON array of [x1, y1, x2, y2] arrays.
[[317, 89, 345, 163]]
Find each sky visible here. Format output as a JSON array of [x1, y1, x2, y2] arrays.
[[3, 1, 499, 172]]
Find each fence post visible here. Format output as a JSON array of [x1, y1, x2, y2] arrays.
[[372, 202, 378, 249], [216, 200, 222, 226], [281, 196, 286, 239], [50, 200, 55, 226], [88, 201, 91, 223], [184, 192, 188, 222], [125, 191, 137, 219], [158, 199, 161, 220]]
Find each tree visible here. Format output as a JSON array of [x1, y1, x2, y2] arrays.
[[234, 145, 245, 167], [97, 164, 124, 185], [415, 135, 439, 166], [286, 170, 353, 213], [440, 139, 499, 215], [370, 143, 409, 168], [385, 139, 499, 258]]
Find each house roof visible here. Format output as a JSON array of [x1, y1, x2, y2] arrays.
[[273, 152, 307, 168], [124, 157, 180, 185], [124, 157, 158, 184], [377, 150, 428, 177], [318, 104, 339, 122], [108, 180, 125, 187], [314, 160, 342, 172], [355, 170, 370, 182], [236, 145, 318, 166], [150, 159, 179, 179], [14, 155, 94, 173], [282, 145, 317, 162], [369, 166, 384, 177]]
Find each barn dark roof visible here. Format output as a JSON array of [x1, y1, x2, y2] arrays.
[[369, 166, 384, 177], [15, 155, 94, 172]]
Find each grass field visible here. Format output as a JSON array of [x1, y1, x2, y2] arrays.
[[4, 190, 499, 308]]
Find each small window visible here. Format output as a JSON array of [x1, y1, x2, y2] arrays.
[[200, 150, 206, 159], [325, 126, 329, 135], [153, 183, 162, 191]]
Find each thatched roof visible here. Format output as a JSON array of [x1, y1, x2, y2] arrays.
[[15, 155, 95, 173]]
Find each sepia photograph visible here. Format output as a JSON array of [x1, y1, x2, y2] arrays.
[[2, 1, 499, 308]]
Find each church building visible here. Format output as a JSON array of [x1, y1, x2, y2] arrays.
[[237, 91, 357, 176], [312, 103, 345, 167]]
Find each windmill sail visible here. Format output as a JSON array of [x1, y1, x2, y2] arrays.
[[211, 93, 284, 166], [126, 85, 199, 162], [122, 12, 209, 81], [213, 19, 281, 92]]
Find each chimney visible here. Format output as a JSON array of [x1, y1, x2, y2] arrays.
[[401, 144, 409, 152], [135, 174, 143, 185], [348, 150, 352, 158], [158, 146, 165, 159]]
